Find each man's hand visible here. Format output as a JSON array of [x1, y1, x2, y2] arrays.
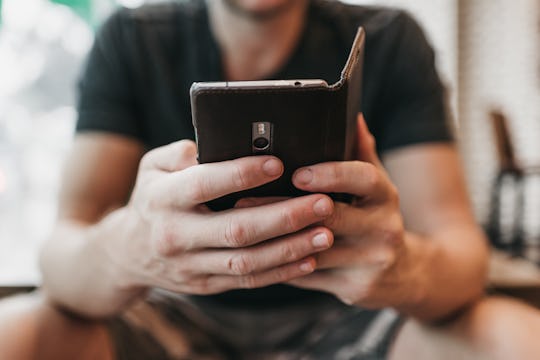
[[114, 140, 335, 295], [285, 115, 415, 308]]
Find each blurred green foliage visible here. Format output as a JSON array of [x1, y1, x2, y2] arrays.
[[0, 0, 118, 29], [50, 0, 93, 24]]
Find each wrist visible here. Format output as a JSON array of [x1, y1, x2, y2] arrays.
[[393, 232, 435, 318], [91, 206, 149, 296], [394, 231, 482, 322]]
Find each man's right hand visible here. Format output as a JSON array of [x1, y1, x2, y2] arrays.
[[112, 140, 335, 296]]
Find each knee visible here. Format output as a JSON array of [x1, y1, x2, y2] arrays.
[[0, 292, 113, 360], [458, 296, 540, 360], [0, 292, 44, 359], [391, 296, 540, 360]]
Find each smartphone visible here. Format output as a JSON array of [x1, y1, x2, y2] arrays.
[[190, 28, 365, 211]]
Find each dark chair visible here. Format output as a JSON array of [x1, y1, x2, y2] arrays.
[[487, 110, 540, 261]]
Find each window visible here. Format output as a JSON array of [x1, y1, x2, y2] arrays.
[[1, 0, 539, 284]]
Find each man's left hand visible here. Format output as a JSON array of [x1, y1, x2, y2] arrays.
[[287, 114, 416, 309]]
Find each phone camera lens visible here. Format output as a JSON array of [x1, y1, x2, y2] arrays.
[[253, 137, 270, 150]]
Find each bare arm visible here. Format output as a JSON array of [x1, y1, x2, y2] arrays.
[[40, 134, 336, 318], [383, 144, 488, 320], [39, 133, 146, 317]]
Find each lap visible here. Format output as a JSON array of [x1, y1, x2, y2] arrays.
[[3, 291, 540, 360], [107, 289, 403, 360]]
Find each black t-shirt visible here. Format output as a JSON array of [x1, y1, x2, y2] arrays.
[[76, 0, 452, 306]]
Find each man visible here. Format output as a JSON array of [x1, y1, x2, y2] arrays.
[[1, 0, 540, 359]]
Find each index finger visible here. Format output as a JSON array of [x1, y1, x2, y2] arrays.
[[183, 194, 334, 249], [159, 155, 284, 208]]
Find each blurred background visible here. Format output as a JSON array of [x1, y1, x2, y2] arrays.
[[0, 0, 539, 285]]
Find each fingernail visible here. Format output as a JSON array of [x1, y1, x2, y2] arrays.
[[299, 259, 314, 272], [295, 169, 313, 185], [263, 159, 283, 177], [313, 198, 332, 217], [312, 233, 329, 248]]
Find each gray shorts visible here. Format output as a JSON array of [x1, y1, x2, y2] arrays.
[[107, 289, 404, 360]]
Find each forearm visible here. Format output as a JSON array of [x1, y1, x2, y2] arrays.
[[397, 224, 489, 322], [39, 207, 146, 318]]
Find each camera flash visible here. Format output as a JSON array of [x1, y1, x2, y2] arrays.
[[252, 122, 273, 154]]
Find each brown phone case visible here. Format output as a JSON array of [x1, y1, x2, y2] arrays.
[[190, 27, 365, 211]]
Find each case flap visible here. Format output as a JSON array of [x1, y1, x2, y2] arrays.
[[328, 27, 365, 162]]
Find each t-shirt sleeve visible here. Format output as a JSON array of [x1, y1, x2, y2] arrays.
[[75, 9, 146, 143], [373, 11, 453, 153]]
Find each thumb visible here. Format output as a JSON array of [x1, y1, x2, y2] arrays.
[[356, 113, 383, 168]]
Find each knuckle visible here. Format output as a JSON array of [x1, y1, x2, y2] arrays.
[[143, 255, 166, 278], [192, 276, 212, 295], [362, 163, 380, 189], [227, 253, 254, 275], [232, 163, 250, 189], [173, 264, 193, 280], [155, 232, 176, 257], [272, 266, 294, 283], [224, 220, 251, 248], [281, 207, 301, 232], [171, 148, 194, 171], [324, 203, 343, 229], [184, 175, 209, 204], [139, 150, 155, 170], [329, 163, 345, 186], [152, 221, 181, 257], [239, 274, 258, 289], [145, 192, 163, 212], [280, 243, 297, 262], [176, 139, 194, 154]]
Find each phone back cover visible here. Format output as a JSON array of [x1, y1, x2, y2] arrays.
[[191, 28, 365, 210]]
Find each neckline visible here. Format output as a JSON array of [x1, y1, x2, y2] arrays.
[[199, 0, 315, 82]]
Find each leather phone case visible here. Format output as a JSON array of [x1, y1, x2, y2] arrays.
[[191, 27, 365, 211]]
